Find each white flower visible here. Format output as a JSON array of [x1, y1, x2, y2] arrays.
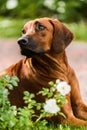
[[12, 106, 17, 115], [44, 99, 60, 114], [56, 79, 60, 84], [56, 81, 71, 96], [6, 0, 18, 9], [13, 110, 17, 115]]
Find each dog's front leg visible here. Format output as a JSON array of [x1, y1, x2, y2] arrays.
[[62, 94, 87, 126], [69, 67, 87, 120]]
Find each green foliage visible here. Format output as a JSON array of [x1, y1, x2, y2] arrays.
[[0, 75, 86, 130], [67, 21, 87, 41], [0, 75, 19, 129], [0, 17, 87, 41], [0, 0, 87, 22], [0, 17, 27, 38]]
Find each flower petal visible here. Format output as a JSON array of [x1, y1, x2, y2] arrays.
[[56, 81, 71, 96], [44, 99, 60, 114]]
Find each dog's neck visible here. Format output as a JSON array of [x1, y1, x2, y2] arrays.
[[25, 51, 69, 82]]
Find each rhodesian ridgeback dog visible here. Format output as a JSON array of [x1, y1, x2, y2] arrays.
[[0, 17, 87, 125]]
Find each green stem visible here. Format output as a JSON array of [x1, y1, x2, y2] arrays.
[[35, 113, 45, 123]]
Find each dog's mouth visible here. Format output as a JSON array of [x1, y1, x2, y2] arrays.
[[20, 47, 45, 58], [17, 37, 46, 58]]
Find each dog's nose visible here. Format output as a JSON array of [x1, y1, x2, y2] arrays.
[[17, 37, 28, 45]]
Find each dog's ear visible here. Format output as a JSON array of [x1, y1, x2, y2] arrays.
[[49, 19, 74, 53]]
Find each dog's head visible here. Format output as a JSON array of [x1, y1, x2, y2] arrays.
[[18, 17, 74, 57]]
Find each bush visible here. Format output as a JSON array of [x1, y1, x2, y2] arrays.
[[0, 75, 86, 130], [0, 0, 87, 22], [0, 75, 68, 129]]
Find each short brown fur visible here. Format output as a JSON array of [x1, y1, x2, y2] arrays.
[[0, 17, 87, 126]]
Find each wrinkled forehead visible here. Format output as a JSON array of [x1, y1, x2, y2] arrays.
[[23, 18, 53, 31]]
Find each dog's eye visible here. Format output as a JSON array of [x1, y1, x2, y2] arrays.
[[35, 22, 46, 31], [22, 29, 26, 34]]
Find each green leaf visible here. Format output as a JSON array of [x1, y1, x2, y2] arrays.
[[7, 84, 13, 90], [11, 76, 19, 82], [30, 93, 35, 99], [59, 111, 66, 118], [4, 75, 11, 82], [24, 91, 30, 96], [48, 81, 54, 86], [38, 88, 49, 96], [10, 80, 18, 87], [36, 103, 42, 110]]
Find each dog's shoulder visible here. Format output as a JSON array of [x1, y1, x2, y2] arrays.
[[0, 58, 31, 77]]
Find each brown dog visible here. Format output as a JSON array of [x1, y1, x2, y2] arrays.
[[0, 17, 87, 125]]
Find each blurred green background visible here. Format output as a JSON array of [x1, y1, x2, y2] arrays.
[[0, 0, 87, 41]]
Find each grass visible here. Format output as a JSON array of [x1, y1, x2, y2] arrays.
[[0, 17, 87, 41], [67, 21, 87, 41], [34, 123, 87, 130], [0, 17, 28, 38]]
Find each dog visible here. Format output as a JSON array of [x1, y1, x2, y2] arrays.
[[0, 17, 87, 125]]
